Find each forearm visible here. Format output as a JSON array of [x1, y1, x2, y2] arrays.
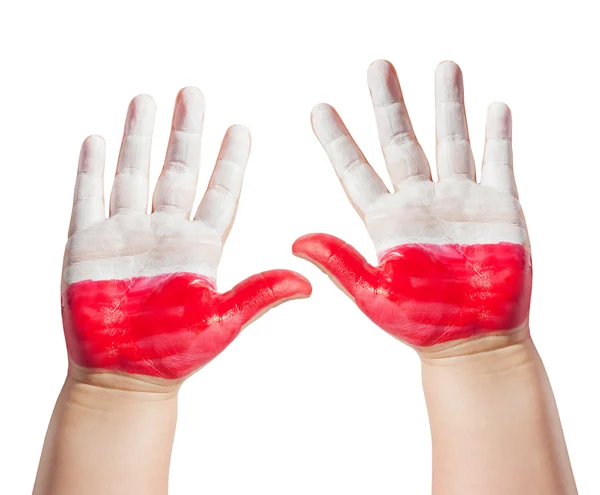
[[33, 368, 179, 495], [421, 333, 577, 495]]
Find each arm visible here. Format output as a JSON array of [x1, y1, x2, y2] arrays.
[[293, 60, 577, 493], [421, 333, 576, 494], [33, 372, 179, 495], [34, 87, 311, 495]]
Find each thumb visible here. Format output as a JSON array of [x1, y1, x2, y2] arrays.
[[217, 269, 312, 329], [292, 233, 379, 299]]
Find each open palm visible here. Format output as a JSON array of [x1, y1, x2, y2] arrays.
[[62, 88, 310, 380], [294, 61, 531, 348]]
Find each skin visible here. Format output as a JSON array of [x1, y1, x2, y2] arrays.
[[33, 88, 311, 495], [293, 60, 578, 494]]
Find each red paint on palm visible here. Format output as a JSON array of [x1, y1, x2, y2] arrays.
[[293, 234, 531, 346], [62, 270, 311, 379]]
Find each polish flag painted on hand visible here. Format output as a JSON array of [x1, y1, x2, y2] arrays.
[[293, 236, 531, 346], [62, 89, 310, 380], [294, 61, 532, 347], [63, 270, 310, 380]]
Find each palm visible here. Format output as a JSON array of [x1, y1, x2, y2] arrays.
[[364, 180, 527, 256], [294, 61, 531, 348], [62, 88, 310, 380], [64, 211, 221, 286]]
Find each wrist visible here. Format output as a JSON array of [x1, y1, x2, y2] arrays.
[[66, 364, 181, 406], [417, 323, 533, 373]]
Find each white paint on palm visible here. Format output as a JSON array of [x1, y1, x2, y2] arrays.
[[364, 179, 526, 255], [64, 211, 221, 285], [64, 88, 250, 286], [311, 60, 527, 257]]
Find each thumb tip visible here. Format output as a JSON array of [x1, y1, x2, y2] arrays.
[[292, 234, 314, 256], [284, 271, 313, 298], [292, 233, 338, 261], [261, 269, 313, 299]]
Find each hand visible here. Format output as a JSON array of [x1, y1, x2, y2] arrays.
[[62, 87, 311, 382], [293, 61, 531, 353]]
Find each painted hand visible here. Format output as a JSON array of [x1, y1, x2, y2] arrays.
[[62, 88, 311, 381], [293, 61, 531, 352]]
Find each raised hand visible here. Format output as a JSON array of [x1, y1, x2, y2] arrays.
[[293, 61, 531, 349], [62, 88, 311, 381]]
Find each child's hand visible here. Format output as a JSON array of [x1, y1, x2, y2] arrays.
[[62, 88, 311, 384], [293, 61, 531, 356]]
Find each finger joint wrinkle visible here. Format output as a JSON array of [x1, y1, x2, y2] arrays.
[[217, 158, 244, 170], [165, 160, 195, 173], [375, 99, 404, 109], [117, 166, 148, 177], [438, 133, 469, 143], [340, 158, 365, 177], [384, 131, 414, 148], [210, 183, 237, 200], [172, 128, 202, 136], [325, 132, 351, 148]]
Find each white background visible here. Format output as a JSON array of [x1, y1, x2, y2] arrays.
[[1, 1, 598, 493]]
